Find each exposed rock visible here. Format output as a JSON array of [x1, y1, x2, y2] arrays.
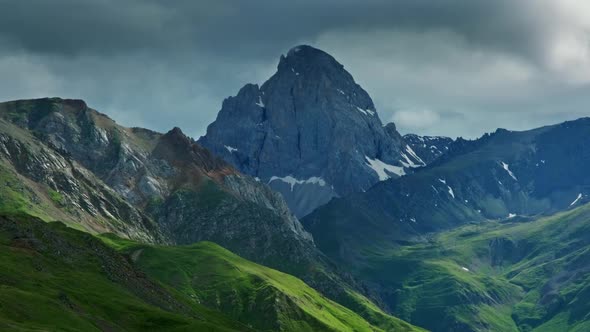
[[199, 45, 423, 217]]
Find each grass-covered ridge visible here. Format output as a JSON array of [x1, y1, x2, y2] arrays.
[[0, 213, 248, 331], [352, 202, 590, 331], [0, 213, 422, 331], [102, 235, 424, 332]]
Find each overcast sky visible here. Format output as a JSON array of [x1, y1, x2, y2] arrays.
[[2, 0, 590, 138]]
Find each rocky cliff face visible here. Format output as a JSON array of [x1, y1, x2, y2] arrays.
[[199, 45, 423, 217], [0, 98, 314, 257], [0, 108, 162, 243]]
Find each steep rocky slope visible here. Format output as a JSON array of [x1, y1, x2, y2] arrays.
[[199, 45, 424, 217], [0, 98, 313, 264], [304, 118, 590, 264], [0, 112, 162, 243]]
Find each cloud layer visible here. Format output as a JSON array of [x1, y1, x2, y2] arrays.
[[1, 0, 590, 138]]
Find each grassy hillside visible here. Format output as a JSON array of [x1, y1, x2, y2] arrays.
[[0, 213, 252, 331], [350, 202, 590, 331], [0, 212, 422, 331], [102, 235, 424, 332]]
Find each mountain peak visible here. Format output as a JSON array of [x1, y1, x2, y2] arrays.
[[200, 45, 413, 217], [285, 45, 332, 59], [277, 45, 344, 77]]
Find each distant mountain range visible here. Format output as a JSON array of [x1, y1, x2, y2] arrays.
[[1, 45, 590, 332]]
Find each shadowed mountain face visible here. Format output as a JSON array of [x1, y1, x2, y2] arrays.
[[304, 118, 590, 264], [199, 45, 426, 217]]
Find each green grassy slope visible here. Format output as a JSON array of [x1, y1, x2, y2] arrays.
[[0, 212, 422, 331], [0, 213, 251, 331], [104, 236, 424, 332], [351, 202, 590, 331]]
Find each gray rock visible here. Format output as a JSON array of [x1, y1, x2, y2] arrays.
[[200, 45, 422, 217]]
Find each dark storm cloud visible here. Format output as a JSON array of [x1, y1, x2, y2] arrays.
[[0, 0, 534, 58], [0, 0, 589, 138]]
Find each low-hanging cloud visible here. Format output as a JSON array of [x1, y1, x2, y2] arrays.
[[1, 0, 589, 138]]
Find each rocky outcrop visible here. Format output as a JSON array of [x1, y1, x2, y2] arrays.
[[403, 133, 453, 164], [199, 45, 423, 217], [0, 118, 162, 243]]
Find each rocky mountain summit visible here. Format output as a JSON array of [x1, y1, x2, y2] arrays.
[[200, 45, 425, 217]]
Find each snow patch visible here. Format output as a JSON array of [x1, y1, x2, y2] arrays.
[[461, 266, 470, 272], [405, 145, 426, 166], [570, 193, 583, 206], [255, 96, 265, 108], [268, 175, 327, 191], [508, 213, 516, 218], [337, 89, 346, 95], [500, 161, 518, 181], [447, 186, 455, 199], [436, 179, 454, 198], [400, 154, 415, 168], [365, 156, 405, 180], [356, 106, 375, 116], [224, 145, 238, 154]]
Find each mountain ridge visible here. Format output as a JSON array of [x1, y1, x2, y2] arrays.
[[302, 117, 590, 309]]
